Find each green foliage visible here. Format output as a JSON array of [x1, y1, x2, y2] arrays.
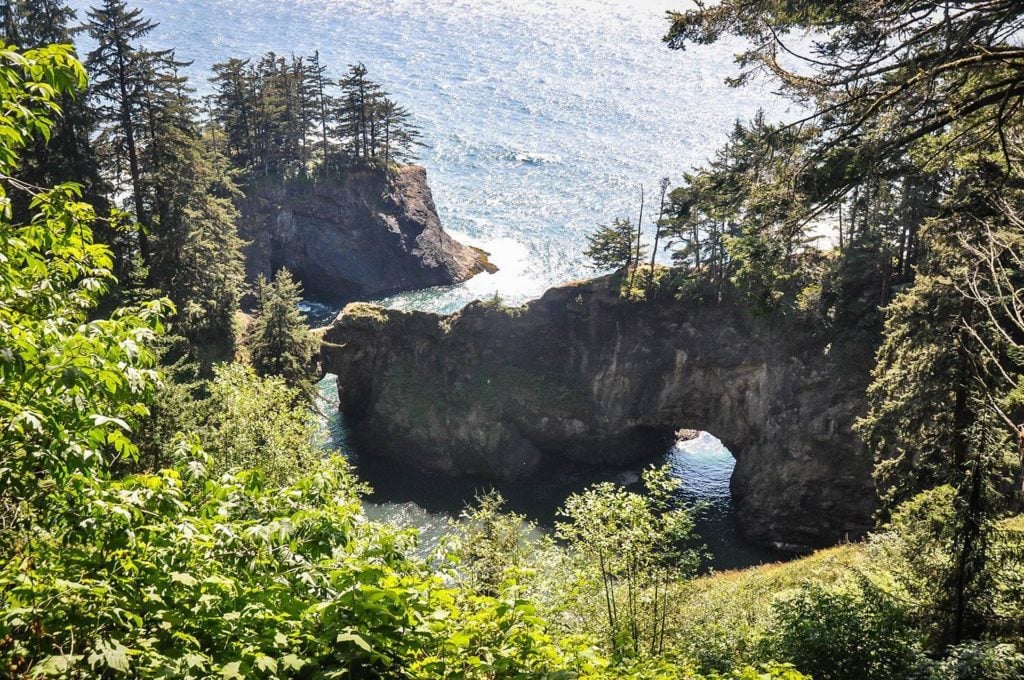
[[446, 490, 543, 596], [0, 1, 105, 223], [197, 363, 320, 485], [667, 546, 865, 673], [584, 217, 637, 272], [868, 486, 959, 645], [148, 124, 247, 358], [0, 42, 169, 527], [209, 54, 421, 178], [767, 581, 921, 680], [925, 641, 1024, 680], [248, 268, 320, 390], [0, 60, 603, 671], [556, 466, 702, 659]]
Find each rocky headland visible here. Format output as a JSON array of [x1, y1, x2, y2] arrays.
[[239, 165, 495, 300], [321, 276, 879, 550]]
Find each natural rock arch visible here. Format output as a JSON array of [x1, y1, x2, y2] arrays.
[[321, 277, 877, 550]]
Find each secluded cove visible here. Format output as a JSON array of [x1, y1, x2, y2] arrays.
[[315, 372, 784, 571]]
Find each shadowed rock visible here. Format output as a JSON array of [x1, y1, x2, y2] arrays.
[[321, 276, 877, 551], [240, 165, 495, 300]]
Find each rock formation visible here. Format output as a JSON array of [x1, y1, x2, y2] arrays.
[[239, 165, 494, 300], [320, 276, 878, 550]]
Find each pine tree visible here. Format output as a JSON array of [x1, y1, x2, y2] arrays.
[[249, 269, 320, 390], [85, 0, 174, 256], [584, 218, 637, 273], [210, 57, 257, 170], [130, 55, 246, 359], [646, 176, 671, 296], [376, 95, 421, 166], [668, 3, 1024, 646], [337, 63, 381, 163], [307, 50, 334, 169], [151, 137, 246, 358]]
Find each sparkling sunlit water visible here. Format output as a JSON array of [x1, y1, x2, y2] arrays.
[[69, 0, 791, 313], [70, 0, 794, 568]]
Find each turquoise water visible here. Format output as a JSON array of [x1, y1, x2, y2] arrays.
[[70, 0, 793, 569]]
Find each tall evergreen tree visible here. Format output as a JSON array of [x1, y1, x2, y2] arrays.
[[336, 62, 381, 163], [249, 268, 319, 390], [209, 56, 256, 170], [134, 69, 245, 358], [85, 0, 172, 257], [375, 95, 421, 166], [308, 50, 334, 169]]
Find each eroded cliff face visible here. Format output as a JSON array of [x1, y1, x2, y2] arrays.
[[321, 277, 877, 550], [240, 165, 494, 300]]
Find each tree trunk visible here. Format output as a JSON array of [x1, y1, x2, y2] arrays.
[[629, 184, 645, 292]]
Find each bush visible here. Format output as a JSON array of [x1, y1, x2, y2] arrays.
[[197, 363, 321, 485], [926, 641, 1024, 680], [767, 581, 921, 680]]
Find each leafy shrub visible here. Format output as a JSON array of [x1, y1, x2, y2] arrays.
[[767, 581, 921, 680], [925, 641, 1024, 680], [556, 466, 702, 658], [0, 448, 606, 678], [445, 490, 545, 596], [198, 362, 321, 484]]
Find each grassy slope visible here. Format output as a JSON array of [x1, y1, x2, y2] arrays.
[[669, 545, 866, 671]]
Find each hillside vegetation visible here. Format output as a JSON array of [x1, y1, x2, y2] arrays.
[[2, 0, 1024, 678]]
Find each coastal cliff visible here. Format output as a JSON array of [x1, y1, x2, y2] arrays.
[[320, 277, 878, 550], [240, 165, 494, 300]]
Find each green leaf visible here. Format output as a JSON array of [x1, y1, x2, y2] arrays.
[[281, 654, 306, 671], [171, 571, 198, 587], [220, 660, 245, 679], [31, 654, 83, 676], [254, 655, 278, 674], [99, 638, 130, 673], [336, 632, 373, 653]]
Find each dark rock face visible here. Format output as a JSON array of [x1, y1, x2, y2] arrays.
[[321, 277, 878, 550], [240, 165, 494, 300]]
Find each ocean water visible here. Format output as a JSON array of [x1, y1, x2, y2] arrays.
[[69, 0, 793, 568], [316, 376, 783, 571], [69, 0, 789, 312]]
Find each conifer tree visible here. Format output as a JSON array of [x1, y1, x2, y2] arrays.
[[308, 50, 333, 169], [249, 268, 320, 390], [151, 137, 246, 358], [209, 57, 257, 171], [337, 62, 381, 163], [85, 0, 173, 255], [126, 49, 246, 359], [584, 218, 637, 273], [376, 95, 421, 166]]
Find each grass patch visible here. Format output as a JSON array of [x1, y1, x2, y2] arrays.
[[342, 302, 390, 325], [666, 544, 866, 672]]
